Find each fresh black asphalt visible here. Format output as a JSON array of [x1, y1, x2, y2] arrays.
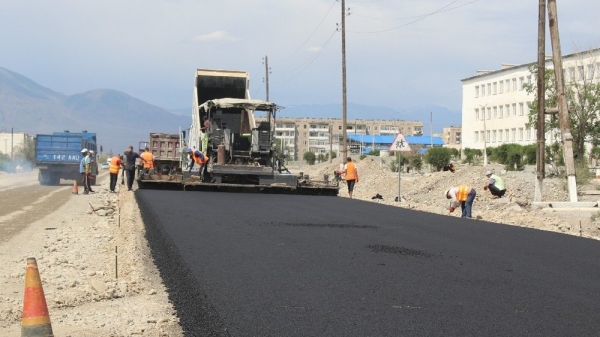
[[136, 190, 600, 336]]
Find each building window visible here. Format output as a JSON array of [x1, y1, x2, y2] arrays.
[[499, 81, 504, 94], [512, 78, 517, 91], [487, 83, 491, 95], [527, 75, 532, 85], [569, 67, 575, 81], [492, 130, 497, 142], [587, 64, 595, 80], [596, 63, 600, 78], [578, 66, 585, 80], [303, 141, 307, 145], [511, 128, 516, 141], [499, 129, 503, 141], [526, 128, 531, 140], [519, 77, 525, 90], [493, 82, 497, 95], [475, 131, 479, 142], [499, 105, 503, 118], [512, 103, 517, 116], [338, 126, 342, 130], [493, 106, 497, 118], [486, 130, 491, 142], [487, 107, 491, 120], [505, 79, 511, 92], [475, 86, 479, 98], [374, 126, 378, 131], [519, 103, 524, 116], [505, 129, 509, 141], [475, 108, 479, 120], [518, 128, 524, 141], [304, 125, 307, 129]]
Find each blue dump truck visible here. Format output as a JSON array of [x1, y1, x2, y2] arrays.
[[35, 131, 98, 185]]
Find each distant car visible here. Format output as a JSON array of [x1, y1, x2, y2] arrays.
[[101, 163, 109, 170]]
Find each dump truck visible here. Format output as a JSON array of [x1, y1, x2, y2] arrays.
[[136, 132, 184, 180], [35, 131, 98, 185], [136, 69, 338, 195]]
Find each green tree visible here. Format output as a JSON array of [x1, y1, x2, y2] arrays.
[[523, 60, 600, 163], [303, 151, 316, 165], [367, 149, 380, 156], [329, 151, 337, 160], [424, 147, 452, 171]]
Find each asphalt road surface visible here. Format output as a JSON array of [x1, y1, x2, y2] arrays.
[[137, 190, 600, 336]]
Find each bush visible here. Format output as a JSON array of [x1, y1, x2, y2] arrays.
[[329, 151, 337, 160], [303, 151, 316, 165], [505, 146, 524, 171], [493, 143, 522, 165], [359, 154, 367, 160], [424, 147, 453, 171], [368, 149, 380, 156], [462, 148, 482, 164], [523, 144, 537, 165]]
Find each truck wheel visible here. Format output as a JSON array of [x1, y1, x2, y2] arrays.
[[51, 175, 61, 185], [38, 170, 50, 185]]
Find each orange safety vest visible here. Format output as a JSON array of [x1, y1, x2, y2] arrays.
[[109, 156, 121, 174], [192, 151, 208, 165], [456, 185, 471, 201], [345, 162, 358, 181], [140, 151, 154, 168]]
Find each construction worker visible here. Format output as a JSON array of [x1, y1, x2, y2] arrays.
[[339, 157, 359, 199], [123, 145, 141, 191], [186, 148, 210, 180], [79, 148, 91, 194], [484, 170, 506, 199], [109, 154, 123, 193], [140, 147, 155, 174], [445, 185, 476, 218]]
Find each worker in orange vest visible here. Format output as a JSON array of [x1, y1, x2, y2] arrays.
[[108, 154, 123, 193], [445, 185, 476, 218], [186, 148, 210, 181], [338, 157, 359, 199], [140, 147, 155, 174]]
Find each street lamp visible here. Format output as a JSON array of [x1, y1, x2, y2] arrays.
[[479, 104, 488, 166]]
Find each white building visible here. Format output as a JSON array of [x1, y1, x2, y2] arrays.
[[0, 131, 33, 158], [461, 48, 600, 151]]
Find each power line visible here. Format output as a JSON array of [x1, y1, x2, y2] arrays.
[[281, 0, 338, 62], [352, 0, 479, 21], [348, 0, 478, 34], [277, 29, 338, 85]]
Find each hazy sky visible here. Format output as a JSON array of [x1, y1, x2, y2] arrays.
[[2, 0, 599, 115]]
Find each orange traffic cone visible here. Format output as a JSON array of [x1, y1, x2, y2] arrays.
[[72, 180, 78, 195], [21, 258, 54, 337]]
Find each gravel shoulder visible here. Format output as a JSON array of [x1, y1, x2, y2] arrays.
[[0, 171, 182, 337]]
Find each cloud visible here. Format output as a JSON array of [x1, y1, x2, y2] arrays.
[[192, 30, 239, 42]]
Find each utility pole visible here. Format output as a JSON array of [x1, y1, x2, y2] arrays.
[[535, 0, 546, 202], [548, 0, 577, 202], [479, 104, 488, 166], [340, 0, 348, 163], [264, 55, 270, 102], [430, 112, 433, 148]]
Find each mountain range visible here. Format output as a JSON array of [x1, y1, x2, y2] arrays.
[[0, 67, 461, 154]]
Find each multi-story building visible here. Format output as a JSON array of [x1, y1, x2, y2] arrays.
[[461, 48, 600, 152], [442, 126, 462, 149], [256, 117, 424, 160]]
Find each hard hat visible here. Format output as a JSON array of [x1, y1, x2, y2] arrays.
[[485, 170, 492, 176], [81, 148, 88, 153], [186, 148, 192, 153]]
